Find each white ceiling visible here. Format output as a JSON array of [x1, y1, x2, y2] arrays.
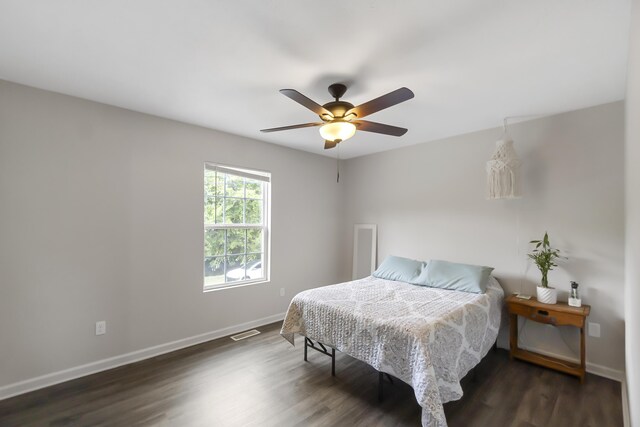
[[0, 0, 631, 159]]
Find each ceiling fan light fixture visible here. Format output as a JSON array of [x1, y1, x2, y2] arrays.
[[319, 121, 356, 143]]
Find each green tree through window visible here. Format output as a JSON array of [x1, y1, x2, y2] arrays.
[[204, 164, 270, 289]]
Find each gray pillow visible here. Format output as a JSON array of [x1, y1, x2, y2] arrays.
[[413, 259, 494, 294]]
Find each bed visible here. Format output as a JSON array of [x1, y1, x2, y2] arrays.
[[280, 275, 504, 427]]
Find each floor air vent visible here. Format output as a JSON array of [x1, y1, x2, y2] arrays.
[[230, 329, 261, 341]]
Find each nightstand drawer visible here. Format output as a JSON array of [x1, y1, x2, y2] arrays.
[[507, 302, 584, 327]]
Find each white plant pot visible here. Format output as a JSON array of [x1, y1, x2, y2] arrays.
[[536, 286, 557, 304]]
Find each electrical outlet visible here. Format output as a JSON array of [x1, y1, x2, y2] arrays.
[[588, 322, 600, 338], [280, 288, 285, 297], [95, 321, 106, 336]]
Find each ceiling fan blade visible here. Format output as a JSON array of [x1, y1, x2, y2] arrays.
[[260, 122, 323, 133], [324, 140, 338, 150], [353, 120, 408, 136], [348, 87, 414, 118], [280, 89, 333, 117]]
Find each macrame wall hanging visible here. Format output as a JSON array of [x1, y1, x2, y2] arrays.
[[486, 118, 521, 199]]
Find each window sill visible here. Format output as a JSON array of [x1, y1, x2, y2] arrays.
[[203, 279, 270, 293]]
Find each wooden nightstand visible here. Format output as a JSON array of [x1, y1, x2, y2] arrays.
[[505, 295, 591, 382]]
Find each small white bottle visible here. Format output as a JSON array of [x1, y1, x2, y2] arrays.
[[568, 281, 582, 307]]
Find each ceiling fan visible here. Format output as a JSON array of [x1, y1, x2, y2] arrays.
[[261, 83, 414, 150]]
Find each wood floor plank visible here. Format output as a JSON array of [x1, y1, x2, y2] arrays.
[[0, 321, 623, 427]]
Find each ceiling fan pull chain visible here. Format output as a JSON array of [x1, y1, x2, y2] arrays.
[[337, 144, 340, 183]]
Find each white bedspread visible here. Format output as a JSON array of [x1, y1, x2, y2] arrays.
[[280, 275, 504, 427]]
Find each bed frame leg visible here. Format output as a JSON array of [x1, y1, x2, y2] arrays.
[[304, 337, 308, 361], [378, 372, 393, 402], [331, 348, 336, 376]]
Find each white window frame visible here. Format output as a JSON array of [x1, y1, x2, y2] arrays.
[[203, 163, 270, 292]]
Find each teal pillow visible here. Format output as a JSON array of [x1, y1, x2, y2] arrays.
[[413, 259, 494, 294], [373, 256, 425, 283]]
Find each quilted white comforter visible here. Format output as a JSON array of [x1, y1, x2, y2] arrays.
[[280, 275, 504, 427]]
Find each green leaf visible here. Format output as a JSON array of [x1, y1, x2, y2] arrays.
[[527, 232, 566, 277]]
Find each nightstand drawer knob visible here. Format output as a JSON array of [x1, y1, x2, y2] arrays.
[[537, 310, 549, 316]]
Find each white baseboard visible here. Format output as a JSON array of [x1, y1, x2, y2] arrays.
[[518, 344, 625, 382], [0, 312, 285, 401], [622, 376, 630, 427]]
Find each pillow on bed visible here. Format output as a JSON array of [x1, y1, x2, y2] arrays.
[[373, 255, 425, 283], [413, 259, 494, 294]]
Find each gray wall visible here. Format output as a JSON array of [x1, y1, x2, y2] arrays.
[[0, 78, 627, 394], [0, 81, 343, 388], [341, 102, 625, 375], [626, 0, 640, 422]]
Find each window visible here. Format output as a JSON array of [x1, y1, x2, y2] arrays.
[[204, 164, 270, 290]]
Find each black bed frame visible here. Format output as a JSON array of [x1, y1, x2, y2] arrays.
[[303, 336, 393, 401], [304, 337, 336, 376], [303, 336, 498, 401]]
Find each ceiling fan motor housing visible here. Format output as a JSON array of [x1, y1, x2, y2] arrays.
[[321, 101, 355, 120]]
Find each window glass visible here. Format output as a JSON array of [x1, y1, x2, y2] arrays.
[[203, 165, 269, 290]]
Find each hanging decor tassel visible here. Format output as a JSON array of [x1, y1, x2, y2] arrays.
[[486, 119, 521, 199]]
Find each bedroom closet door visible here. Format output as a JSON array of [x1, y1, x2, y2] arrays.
[[352, 224, 377, 280]]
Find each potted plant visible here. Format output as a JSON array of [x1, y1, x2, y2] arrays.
[[528, 232, 564, 304]]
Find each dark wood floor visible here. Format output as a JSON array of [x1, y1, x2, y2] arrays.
[[0, 322, 622, 427]]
